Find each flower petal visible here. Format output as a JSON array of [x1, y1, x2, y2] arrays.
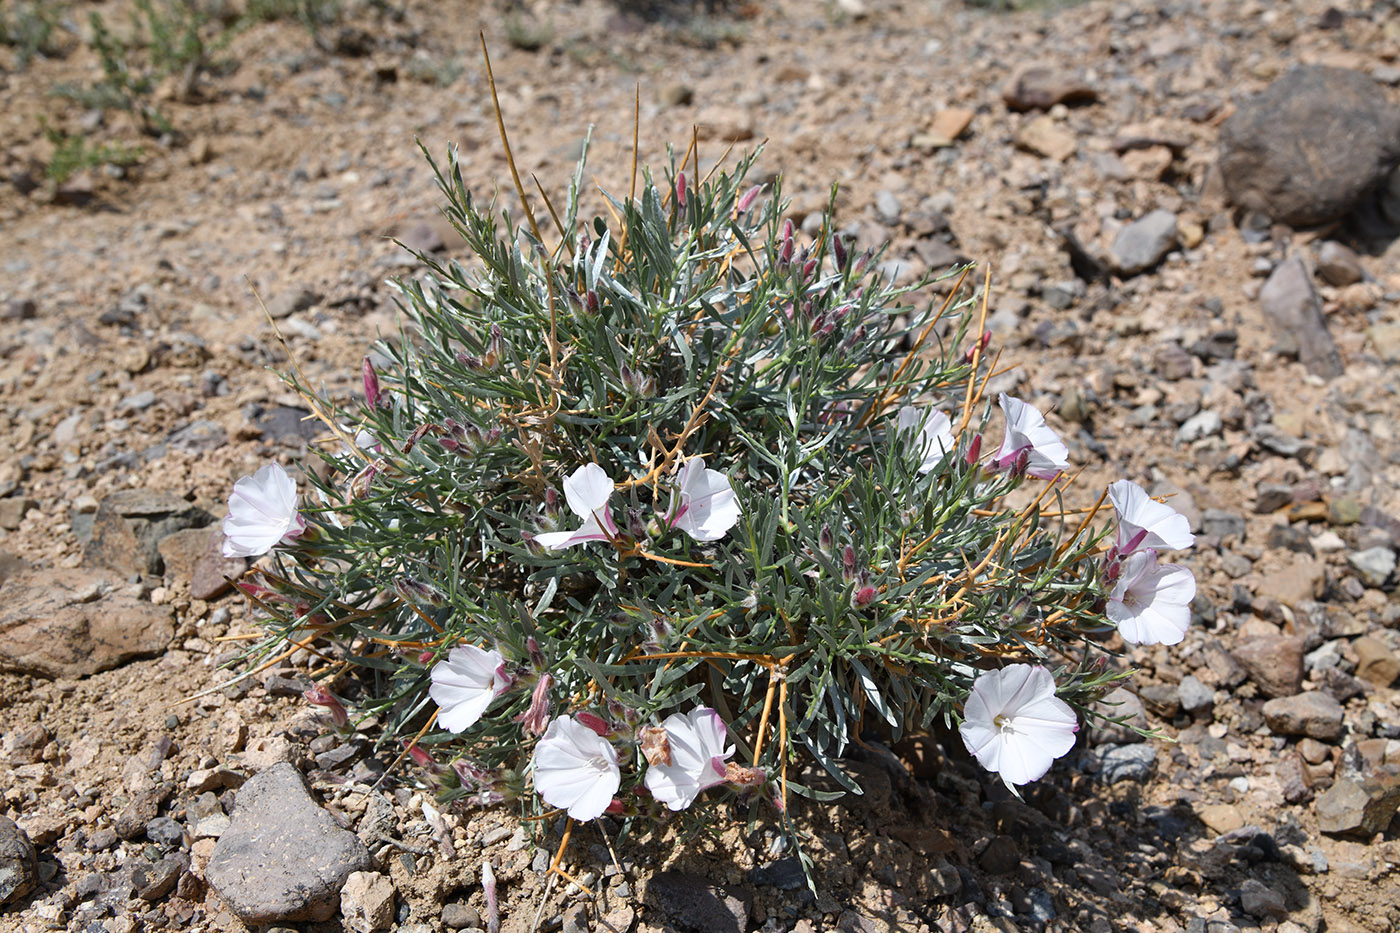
[[532, 716, 621, 821], [429, 645, 506, 733], [562, 464, 614, 521], [1109, 479, 1194, 553]]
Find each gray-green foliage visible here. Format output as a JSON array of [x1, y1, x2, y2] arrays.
[[254, 139, 1120, 830], [1, 1, 68, 68]]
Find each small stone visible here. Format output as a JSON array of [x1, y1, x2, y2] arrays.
[[1368, 323, 1400, 364], [82, 490, 212, 578], [1278, 751, 1315, 803], [206, 762, 370, 923], [1347, 547, 1396, 587], [874, 190, 901, 227], [657, 84, 693, 107], [265, 286, 320, 320], [1111, 210, 1178, 276], [114, 788, 166, 840], [929, 107, 975, 142], [561, 903, 590, 933], [1177, 410, 1222, 443], [340, 871, 395, 933], [1352, 636, 1400, 687], [748, 857, 805, 890], [1316, 241, 1365, 286], [1014, 116, 1077, 161], [1262, 691, 1345, 741], [1258, 256, 1344, 379], [1255, 556, 1325, 608], [146, 816, 185, 847], [1239, 879, 1288, 919], [132, 853, 186, 902], [1092, 688, 1148, 744], [1255, 484, 1294, 513], [167, 419, 228, 455], [394, 219, 445, 255], [1098, 744, 1156, 783], [0, 816, 38, 904], [1197, 803, 1244, 835], [979, 835, 1019, 874], [1122, 145, 1173, 181], [1315, 774, 1400, 836], [3, 299, 37, 321], [441, 902, 480, 930], [1232, 635, 1305, 698], [1178, 676, 1214, 714], [1001, 65, 1098, 111]]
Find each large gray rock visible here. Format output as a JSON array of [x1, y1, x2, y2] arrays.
[[207, 762, 370, 924], [1219, 66, 1400, 226], [0, 568, 174, 678], [0, 815, 38, 905], [1258, 256, 1344, 379]]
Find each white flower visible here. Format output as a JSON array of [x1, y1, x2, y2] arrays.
[[664, 458, 741, 542], [993, 394, 1070, 480], [895, 405, 955, 474], [959, 664, 1078, 792], [1108, 479, 1194, 555], [532, 715, 621, 820], [429, 645, 510, 733], [643, 707, 735, 811], [1107, 550, 1196, 646], [534, 464, 620, 549], [222, 463, 307, 558]]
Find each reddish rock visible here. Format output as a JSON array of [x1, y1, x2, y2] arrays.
[[159, 526, 245, 600], [0, 569, 174, 678], [1231, 634, 1304, 698]]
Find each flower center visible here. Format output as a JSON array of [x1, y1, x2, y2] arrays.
[[993, 713, 1011, 731]]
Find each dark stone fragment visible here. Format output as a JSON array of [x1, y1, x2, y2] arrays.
[[643, 871, 752, 933]]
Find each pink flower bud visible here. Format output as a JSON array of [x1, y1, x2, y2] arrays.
[[675, 172, 687, 209], [303, 685, 348, 729], [403, 740, 440, 772], [852, 585, 878, 609], [514, 674, 552, 736], [362, 358, 383, 408], [485, 324, 504, 369], [575, 711, 609, 737], [777, 235, 794, 268], [604, 798, 626, 816], [235, 580, 278, 603], [962, 330, 992, 364], [964, 433, 983, 467], [842, 544, 857, 582], [833, 233, 849, 271], [736, 184, 762, 213]]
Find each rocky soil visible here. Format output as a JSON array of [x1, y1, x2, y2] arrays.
[[3, 0, 1400, 931]]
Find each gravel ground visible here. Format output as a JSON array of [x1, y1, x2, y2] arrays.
[[3, 0, 1400, 930]]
